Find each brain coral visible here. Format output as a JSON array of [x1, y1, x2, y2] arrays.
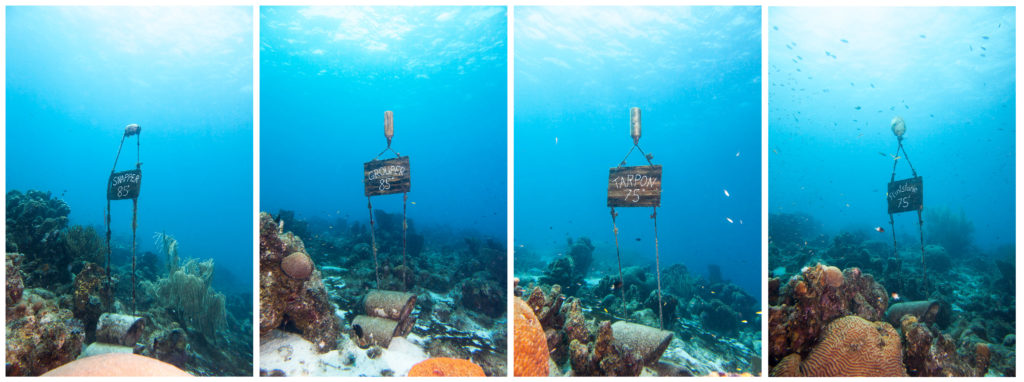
[[281, 252, 313, 280], [408, 357, 485, 377], [514, 297, 550, 376], [785, 315, 907, 377]]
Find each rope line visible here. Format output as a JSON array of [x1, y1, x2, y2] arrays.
[[652, 207, 663, 329], [889, 137, 925, 296], [610, 207, 627, 316], [367, 197, 381, 289]]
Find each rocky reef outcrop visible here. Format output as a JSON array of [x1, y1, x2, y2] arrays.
[[259, 211, 341, 353], [6, 252, 86, 376]]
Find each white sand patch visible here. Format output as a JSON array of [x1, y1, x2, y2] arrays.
[[260, 329, 428, 376]]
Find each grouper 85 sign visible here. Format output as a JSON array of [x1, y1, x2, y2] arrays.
[[364, 157, 411, 196]]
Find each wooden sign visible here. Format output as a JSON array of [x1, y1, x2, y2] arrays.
[[364, 157, 411, 196], [887, 176, 923, 214], [108, 169, 141, 200], [608, 165, 662, 207]]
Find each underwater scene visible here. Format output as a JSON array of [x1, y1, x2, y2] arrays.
[[767, 7, 1015, 377], [259, 6, 508, 377], [513, 6, 762, 377], [5, 7, 254, 376]]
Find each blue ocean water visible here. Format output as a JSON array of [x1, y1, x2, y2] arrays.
[[260, 6, 507, 240], [515, 7, 762, 298], [6, 7, 254, 292], [768, 7, 1015, 254]]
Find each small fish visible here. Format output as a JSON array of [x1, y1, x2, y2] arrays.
[[840, 39, 849, 43], [726, 217, 734, 224], [635, 237, 641, 242], [920, 34, 926, 39], [554, 136, 559, 144], [755, 311, 762, 315], [723, 189, 730, 197], [611, 280, 623, 291], [735, 151, 740, 157], [875, 226, 885, 233], [711, 290, 716, 294], [879, 152, 888, 157], [870, 83, 875, 88], [982, 35, 989, 40], [773, 26, 778, 31], [603, 308, 609, 313], [854, 106, 861, 110], [741, 320, 748, 324], [411, 201, 416, 205], [892, 292, 901, 301]]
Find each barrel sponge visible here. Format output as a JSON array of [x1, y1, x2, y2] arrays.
[[800, 316, 906, 377], [408, 357, 485, 377], [514, 297, 550, 376], [41, 353, 191, 376], [281, 252, 313, 280]]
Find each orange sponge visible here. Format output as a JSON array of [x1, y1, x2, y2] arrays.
[[41, 353, 191, 376], [514, 297, 549, 376], [408, 357, 486, 377]]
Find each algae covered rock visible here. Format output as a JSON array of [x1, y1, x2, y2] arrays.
[[259, 211, 340, 353]]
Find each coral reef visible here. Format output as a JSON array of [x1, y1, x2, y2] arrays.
[[259, 211, 341, 353], [454, 278, 504, 318], [72, 262, 111, 342], [513, 297, 549, 376], [770, 221, 1015, 376], [901, 315, 990, 376], [6, 252, 85, 376], [407, 357, 485, 376], [771, 315, 905, 377]]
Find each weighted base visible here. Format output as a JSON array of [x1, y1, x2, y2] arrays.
[[364, 290, 417, 336], [96, 313, 145, 346], [610, 321, 673, 366], [350, 315, 400, 348]]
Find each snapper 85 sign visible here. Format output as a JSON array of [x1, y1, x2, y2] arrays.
[[107, 169, 141, 200]]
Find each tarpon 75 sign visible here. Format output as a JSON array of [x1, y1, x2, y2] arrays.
[[608, 165, 662, 207]]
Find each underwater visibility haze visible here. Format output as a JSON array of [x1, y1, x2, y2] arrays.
[[259, 6, 508, 377], [514, 6, 761, 377], [768, 7, 1015, 377], [6, 7, 253, 376]]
